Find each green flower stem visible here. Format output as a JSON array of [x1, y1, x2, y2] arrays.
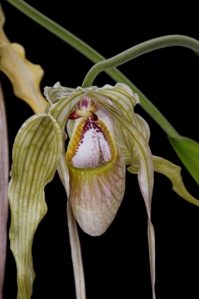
[[7, 0, 183, 138], [82, 35, 199, 88]]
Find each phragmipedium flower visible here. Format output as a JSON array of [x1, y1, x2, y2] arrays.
[[8, 81, 199, 299], [44, 82, 154, 236], [0, 2, 199, 299], [1, 4, 199, 299], [66, 96, 126, 236]]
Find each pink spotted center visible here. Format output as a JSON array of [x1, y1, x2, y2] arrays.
[[68, 96, 112, 168], [72, 118, 111, 168]]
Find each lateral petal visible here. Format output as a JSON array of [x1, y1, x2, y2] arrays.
[[128, 155, 199, 207], [8, 113, 62, 299], [87, 90, 156, 298], [99, 84, 150, 165], [153, 156, 199, 206], [57, 155, 86, 299], [99, 83, 139, 121]]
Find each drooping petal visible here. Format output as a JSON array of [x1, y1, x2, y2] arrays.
[[128, 155, 199, 207], [57, 154, 86, 299], [8, 113, 62, 299], [87, 90, 156, 299], [153, 156, 199, 206], [0, 6, 46, 113], [67, 201, 86, 299]]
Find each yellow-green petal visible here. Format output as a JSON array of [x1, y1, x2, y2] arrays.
[[8, 113, 62, 299], [0, 6, 46, 113], [99, 83, 139, 121], [128, 155, 199, 207], [57, 158, 86, 299], [99, 83, 150, 165], [44, 83, 85, 132], [153, 155, 199, 207], [86, 90, 156, 299]]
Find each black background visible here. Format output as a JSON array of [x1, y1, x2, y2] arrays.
[[1, 1, 199, 299]]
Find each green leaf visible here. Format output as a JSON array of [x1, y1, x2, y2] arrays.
[[169, 136, 199, 185]]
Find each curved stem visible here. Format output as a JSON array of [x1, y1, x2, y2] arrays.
[[7, 0, 181, 138], [82, 35, 199, 87]]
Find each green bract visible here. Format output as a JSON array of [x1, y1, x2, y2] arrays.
[[8, 82, 199, 299]]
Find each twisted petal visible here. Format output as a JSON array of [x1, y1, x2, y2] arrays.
[[57, 155, 86, 299], [153, 156, 199, 206], [8, 113, 62, 299], [128, 155, 199, 206], [83, 89, 155, 298], [0, 6, 46, 113]]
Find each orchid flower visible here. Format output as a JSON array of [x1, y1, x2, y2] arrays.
[[8, 81, 199, 299], [1, 3, 199, 299]]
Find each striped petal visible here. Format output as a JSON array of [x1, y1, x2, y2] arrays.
[[99, 83, 150, 166], [153, 156, 199, 206], [8, 113, 62, 299], [86, 90, 155, 299], [57, 155, 86, 299]]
